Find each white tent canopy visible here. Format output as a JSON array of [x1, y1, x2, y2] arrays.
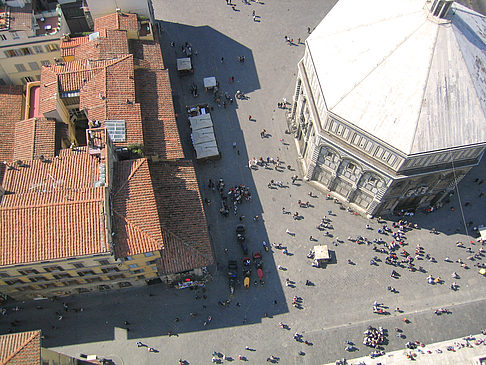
[[189, 113, 219, 159], [189, 113, 213, 130], [314, 245, 330, 261], [203, 76, 217, 89], [177, 57, 192, 72], [479, 226, 486, 241]]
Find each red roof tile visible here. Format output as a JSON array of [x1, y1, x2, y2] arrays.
[[0, 86, 24, 162], [112, 158, 214, 271], [129, 39, 165, 69], [112, 158, 164, 257], [0, 149, 109, 266], [94, 12, 138, 33], [9, 4, 33, 32], [13, 118, 56, 161], [38, 67, 58, 116], [2, 150, 100, 194], [150, 160, 214, 272], [0, 330, 41, 365], [60, 35, 88, 52], [67, 30, 129, 61], [135, 69, 184, 159]]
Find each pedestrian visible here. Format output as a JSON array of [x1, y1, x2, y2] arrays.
[[221, 57, 224, 63], [249, 115, 252, 121], [252, 10, 255, 16], [307, 26, 311, 34], [260, 129, 266, 138], [298, 37, 301, 44], [231, 76, 235, 82]]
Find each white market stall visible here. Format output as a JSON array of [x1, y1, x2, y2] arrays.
[[188, 109, 220, 160], [203, 76, 217, 92], [313, 245, 330, 267], [177, 57, 193, 74]]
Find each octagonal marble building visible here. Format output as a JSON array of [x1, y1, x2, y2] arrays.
[[290, 0, 486, 216]]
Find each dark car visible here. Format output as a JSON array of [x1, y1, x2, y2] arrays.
[[228, 260, 238, 295], [236, 224, 248, 254], [236, 224, 246, 240]]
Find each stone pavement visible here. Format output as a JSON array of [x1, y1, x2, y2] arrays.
[[2, 0, 486, 364], [326, 332, 486, 365]]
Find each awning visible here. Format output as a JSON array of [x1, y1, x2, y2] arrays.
[[177, 57, 192, 71], [314, 245, 330, 261], [188, 113, 219, 159], [203, 76, 217, 89], [189, 113, 213, 130], [479, 226, 486, 241]]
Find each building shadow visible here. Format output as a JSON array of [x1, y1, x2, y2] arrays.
[[383, 156, 486, 238], [0, 21, 288, 347]]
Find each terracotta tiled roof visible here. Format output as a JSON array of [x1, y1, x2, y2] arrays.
[[0, 149, 109, 266], [78, 55, 144, 148], [135, 69, 184, 159], [105, 102, 144, 147], [13, 118, 56, 161], [0, 194, 106, 266], [40, 56, 132, 114], [1, 150, 100, 194], [129, 39, 165, 69], [67, 30, 129, 61], [94, 12, 138, 32], [60, 35, 88, 49], [0, 86, 24, 162], [150, 160, 214, 272], [112, 158, 214, 271], [38, 67, 58, 115], [112, 158, 164, 257], [0, 330, 41, 365], [9, 4, 33, 32]]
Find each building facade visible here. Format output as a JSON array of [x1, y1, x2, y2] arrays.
[[0, 0, 71, 85], [291, 0, 486, 217]]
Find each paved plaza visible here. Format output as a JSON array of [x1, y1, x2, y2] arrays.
[[1, 0, 486, 364]]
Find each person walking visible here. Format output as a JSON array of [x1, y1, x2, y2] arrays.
[[248, 115, 252, 121]]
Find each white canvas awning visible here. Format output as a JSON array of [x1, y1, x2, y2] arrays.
[[189, 113, 213, 130], [177, 57, 192, 71], [479, 226, 486, 241], [203, 76, 217, 89], [192, 127, 216, 143], [194, 141, 219, 159], [188, 113, 219, 159], [314, 245, 330, 261]]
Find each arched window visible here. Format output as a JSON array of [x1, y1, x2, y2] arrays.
[[337, 159, 363, 183], [358, 172, 384, 194], [317, 146, 339, 169]]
